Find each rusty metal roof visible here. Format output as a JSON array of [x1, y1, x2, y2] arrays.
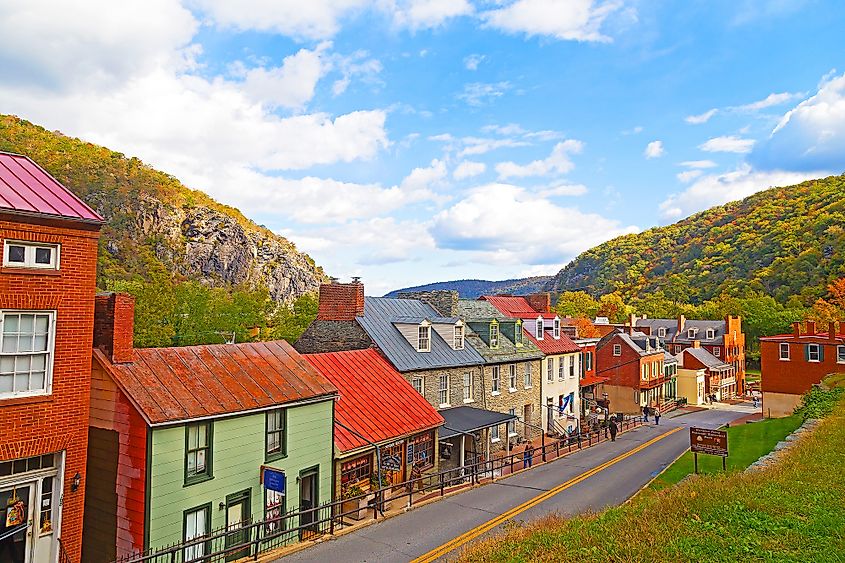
[[96, 340, 338, 426], [0, 152, 103, 223], [304, 349, 444, 454]]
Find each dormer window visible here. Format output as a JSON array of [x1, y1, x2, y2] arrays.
[[706, 328, 715, 340], [657, 327, 666, 338], [536, 317, 544, 340], [688, 328, 697, 339], [453, 323, 465, 350], [515, 321, 523, 346], [489, 321, 500, 349], [553, 317, 561, 339], [418, 323, 431, 352]]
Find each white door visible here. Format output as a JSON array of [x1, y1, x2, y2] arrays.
[[32, 475, 58, 563], [0, 483, 35, 563]]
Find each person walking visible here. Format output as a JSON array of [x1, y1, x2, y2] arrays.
[[524, 442, 535, 468], [642, 405, 649, 422], [654, 409, 661, 425], [609, 417, 618, 442]]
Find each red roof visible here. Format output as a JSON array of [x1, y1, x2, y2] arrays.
[[96, 340, 337, 425], [580, 374, 609, 387], [482, 295, 557, 319], [304, 349, 444, 454], [0, 152, 103, 223], [525, 330, 580, 354]]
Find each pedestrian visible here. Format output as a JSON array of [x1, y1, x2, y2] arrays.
[[642, 405, 649, 422], [654, 409, 661, 425], [524, 442, 535, 468], [609, 417, 618, 441]]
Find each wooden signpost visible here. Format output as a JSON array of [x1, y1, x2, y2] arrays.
[[689, 427, 728, 473]]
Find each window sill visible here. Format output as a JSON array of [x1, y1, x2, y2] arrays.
[[508, 388, 517, 393], [808, 360, 821, 363], [183, 474, 214, 487], [491, 438, 501, 443], [524, 385, 533, 390], [1, 266, 61, 276], [439, 403, 451, 409], [779, 358, 790, 361], [507, 432, 518, 438], [0, 393, 52, 407], [491, 391, 501, 396], [265, 451, 288, 463], [463, 398, 476, 404]]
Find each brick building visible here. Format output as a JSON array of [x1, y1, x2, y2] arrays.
[[595, 328, 666, 414], [760, 320, 845, 417], [0, 152, 103, 563], [675, 343, 736, 402]]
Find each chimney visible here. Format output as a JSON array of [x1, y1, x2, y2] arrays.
[[525, 292, 551, 314], [397, 290, 458, 317], [829, 322, 838, 342], [94, 292, 135, 364], [792, 322, 801, 338], [316, 280, 365, 321], [629, 313, 638, 328], [840, 321, 845, 337], [677, 315, 686, 334], [692, 340, 701, 349], [806, 320, 816, 335]]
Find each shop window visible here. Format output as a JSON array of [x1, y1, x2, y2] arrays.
[[340, 455, 371, 487], [409, 432, 434, 467]]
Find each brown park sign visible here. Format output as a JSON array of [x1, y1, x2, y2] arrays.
[[690, 427, 728, 457]]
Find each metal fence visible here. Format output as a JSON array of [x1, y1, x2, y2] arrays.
[[114, 416, 643, 563]]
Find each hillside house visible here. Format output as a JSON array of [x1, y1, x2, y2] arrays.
[[675, 343, 736, 402], [83, 294, 337, 561], [760, 321, 845, 417], [595, 328, 666, 414]]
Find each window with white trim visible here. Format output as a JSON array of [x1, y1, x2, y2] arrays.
[[558, 357, 564, 380], [412, 377, 423, 394], [463, 372, 473, 401], [585, 351, 593, 372], [3, 241, 60, 270], [657, 327, 666, 338], [688, 328, 696, 339], [807, 343, 821, 362], [515, 322, 523, 346], [418, 324, 431, 352], [553, 318, 560, 339], [438, 374, 450, 406], [706, 329, 715, 340], [613, 344, 622, 356], [0, 311, 55, 398], [489, 322, 500, 349], [547, 358, 554, 382], [509, 364, 517, 390], [779, 343, 790, 360], [507, 408, 517, 436], [492, 366, 500, 393], [569, 355, 576, 378], [713, 347, 721, 357], [838, 345, 845, 364], [453, 324, 465, 350], [524, 363, 532, 387], [641, 364, 647, 380], [490, 424, 500, 441], [536, 317, 544, 340]]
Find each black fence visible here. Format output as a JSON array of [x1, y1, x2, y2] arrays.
[[115, 416, 644, 563]]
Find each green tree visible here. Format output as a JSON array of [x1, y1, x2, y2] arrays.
[[554, 291, 601, 319], [269, 293, 319, 344]]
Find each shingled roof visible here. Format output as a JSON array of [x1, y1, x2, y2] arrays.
[[96, 340, 337, 426]]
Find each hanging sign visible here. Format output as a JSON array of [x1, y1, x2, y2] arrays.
[[262, 468, 286, 494], [382, 455, 402, 471]]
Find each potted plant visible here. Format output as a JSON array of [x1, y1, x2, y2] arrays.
[[340, 484, 366, 520]]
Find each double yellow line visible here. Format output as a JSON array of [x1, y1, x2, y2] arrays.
[[411, 426, 682, 563]]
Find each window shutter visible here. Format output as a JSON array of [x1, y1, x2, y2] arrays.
[[819, 345, 825, 362], [804, 344, 810, 362]]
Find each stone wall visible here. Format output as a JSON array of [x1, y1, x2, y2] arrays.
[[294, 319, 373, 354]]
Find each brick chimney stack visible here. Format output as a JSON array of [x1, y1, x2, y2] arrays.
[[840, 321, 845, 337], [829, 322, 837, 342], [94, 292, 135, 364], [317, 280, 365, 321], [806, 320, 816, 335], [792, 321, 801, 338], [677, 315, 686, 334], [525, 292, 551, 314]]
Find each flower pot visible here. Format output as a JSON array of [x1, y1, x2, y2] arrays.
[[341, 497, 366, 520]]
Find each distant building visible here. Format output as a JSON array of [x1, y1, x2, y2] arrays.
[[675, 343, 736, 401], [595, 328, 667, 414], [760, 321, 845, 417]]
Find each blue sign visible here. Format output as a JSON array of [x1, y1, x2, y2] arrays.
[[264, 468, 286, 494]]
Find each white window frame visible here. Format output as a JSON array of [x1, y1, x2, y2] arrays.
[[613, 344, 622, 357], [453, 323, 465, 350], [569, 355, 576, 378], [641, 364, 647, 380], [491, 366, 500, 394], [713, 347, 721, 357], [807, 343, 821, 363], [489, 322, 500, 349], [417, 323, 431, 352], [438, 374, 450, 407], [585, 351, 593, 372], [688, 328, 696, 339], [657, 327, 666, 338], [558, 358, 564, 381], [838, 345, 845, 364], [3, 240, 60, 270], [706, 329, 715, 340], [490, 424, 500, 442], [508, 364, 517, 391], [536, 317, 544, 340], [463, 372, 474, 402], [0, 310, 56, 399], [524, 363, 532, 388], [412, 377, 423, 394], [553, 317, 561, 339], [547, 358, 554, 382], [515, 322, 523, 346], [507, 408, 517, 437]]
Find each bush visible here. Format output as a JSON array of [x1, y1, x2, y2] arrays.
[[793, 384, 845, 420]]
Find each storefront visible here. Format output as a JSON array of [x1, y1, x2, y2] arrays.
[[0, 452, 63, 563]]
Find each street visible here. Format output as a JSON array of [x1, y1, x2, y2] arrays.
[[279, 405, 753, 562]]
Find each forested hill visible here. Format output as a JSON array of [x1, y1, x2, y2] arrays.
[[0, 115, 326, 304], [551, 174, 845, 304], [386, 276, 551, 299]]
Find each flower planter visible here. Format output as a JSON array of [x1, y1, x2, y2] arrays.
[[341, 497, 367, 520]]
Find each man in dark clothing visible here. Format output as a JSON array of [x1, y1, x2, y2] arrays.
[[609, 417, 618, 441], [523, 443, 534, 468], [642, 406, 649, 422]]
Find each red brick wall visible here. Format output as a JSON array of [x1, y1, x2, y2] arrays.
[[317, 282, 365, 321], [0, 214, 100, 562], [94, 292, 135, 363], [525, 293, 551, 314], [597, 335, 641, 388], [761, 338, 845, 395]]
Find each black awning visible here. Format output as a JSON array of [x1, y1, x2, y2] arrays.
[[438, 406, 517, 440]]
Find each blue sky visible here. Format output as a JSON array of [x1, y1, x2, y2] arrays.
[[2, 1, 844, 295]]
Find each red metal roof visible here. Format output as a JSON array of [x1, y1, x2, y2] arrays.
[[481, 295, 557, 319], [525, 330, 581, 354], [304, 349, 444, 454], [580, 374, 609, 387], [0, 152, 103, 223], [95, 340, 337, 425]]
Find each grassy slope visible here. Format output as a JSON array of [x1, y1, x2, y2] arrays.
[[650, 415, 801, 490], [461, 404, 845, 562]]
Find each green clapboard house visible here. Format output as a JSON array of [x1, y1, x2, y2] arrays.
[[83, 293, 337, 562]]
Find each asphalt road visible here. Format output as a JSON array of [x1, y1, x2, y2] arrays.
[[280, 405, 752, 562]]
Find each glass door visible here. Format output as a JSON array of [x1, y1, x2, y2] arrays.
[[298, 468, 319, 540], [0, 483, 34, 563], [225, 490, 251, 562]]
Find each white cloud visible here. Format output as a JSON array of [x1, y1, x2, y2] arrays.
[[732, 91, 805, 112], [457, 137, 531, 157], [659, 164, 826, 220], [679, 160, 718, 169], [752, 70, 845, 172], [495, 140, 584, 179], [458, 81, 512, 106], [699, 135, 756, 153], [464, 54, 486, 71], [538, 184, 588, 197], [390, 0, 473, 29], [622, 125, 644, 135], [685, 108, 718, 124], [676, 170, 702, 183], [453, 161, 487, 180], [482, 0, 625, 42], [236, 42, 331, 109], [430, 183, 638, 265], [644, 140, 664, 159], [481, 123, 526, 136], [192, 0, 368, 40]]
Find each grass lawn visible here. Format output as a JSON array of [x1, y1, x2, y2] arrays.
[[460, 399, 845, 562], [649, 415, 802, 490]]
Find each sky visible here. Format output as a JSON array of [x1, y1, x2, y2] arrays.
[[2, 1, 844, 296]]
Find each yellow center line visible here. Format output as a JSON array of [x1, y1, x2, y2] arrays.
[[411, 426, 683, 563]]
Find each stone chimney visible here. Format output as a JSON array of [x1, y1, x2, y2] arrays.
[[792, 321, 801, 338], [397, 290, 459, 317], [317, 280, 365, 321], [806, 320, 816, 336], [94, 292, 135, 364], [525, 292, 551, 314], [677, 315, 686, 334]]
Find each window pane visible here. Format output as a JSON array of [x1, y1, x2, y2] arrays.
[[7, 245, 25, 262], [0, 375, 11, 393], [196, 450, 206, 472], [187, 452, 197, 475], [34, 248, 52, 265], [197, 424, 207, 447], [4, 315, 19, 333], [34, 316, 49, 333], [188, 426, 198, 450], [14, 372, 28, 392], [2, 335, 18, 353], [19, 315, 33, 333]]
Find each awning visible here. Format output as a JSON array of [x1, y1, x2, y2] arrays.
[[580, 374, 609, 387], [438, 406, 517, 440]]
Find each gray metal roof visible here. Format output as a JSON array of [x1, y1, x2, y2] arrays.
[[458, 300, 544, 363], [392, 315, 461, 324], [678, 347, 731, 370], [357, 297, 484, 372], [456, 300, 510, 322], [637, 318, 727, 345], [439, 406, 517, 439]]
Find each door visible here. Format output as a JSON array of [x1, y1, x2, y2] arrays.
[[224, 490, 251, 562], [523, 404, 532, 438], [298, 468, 319, 540], [0, 484, 34, 563]]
